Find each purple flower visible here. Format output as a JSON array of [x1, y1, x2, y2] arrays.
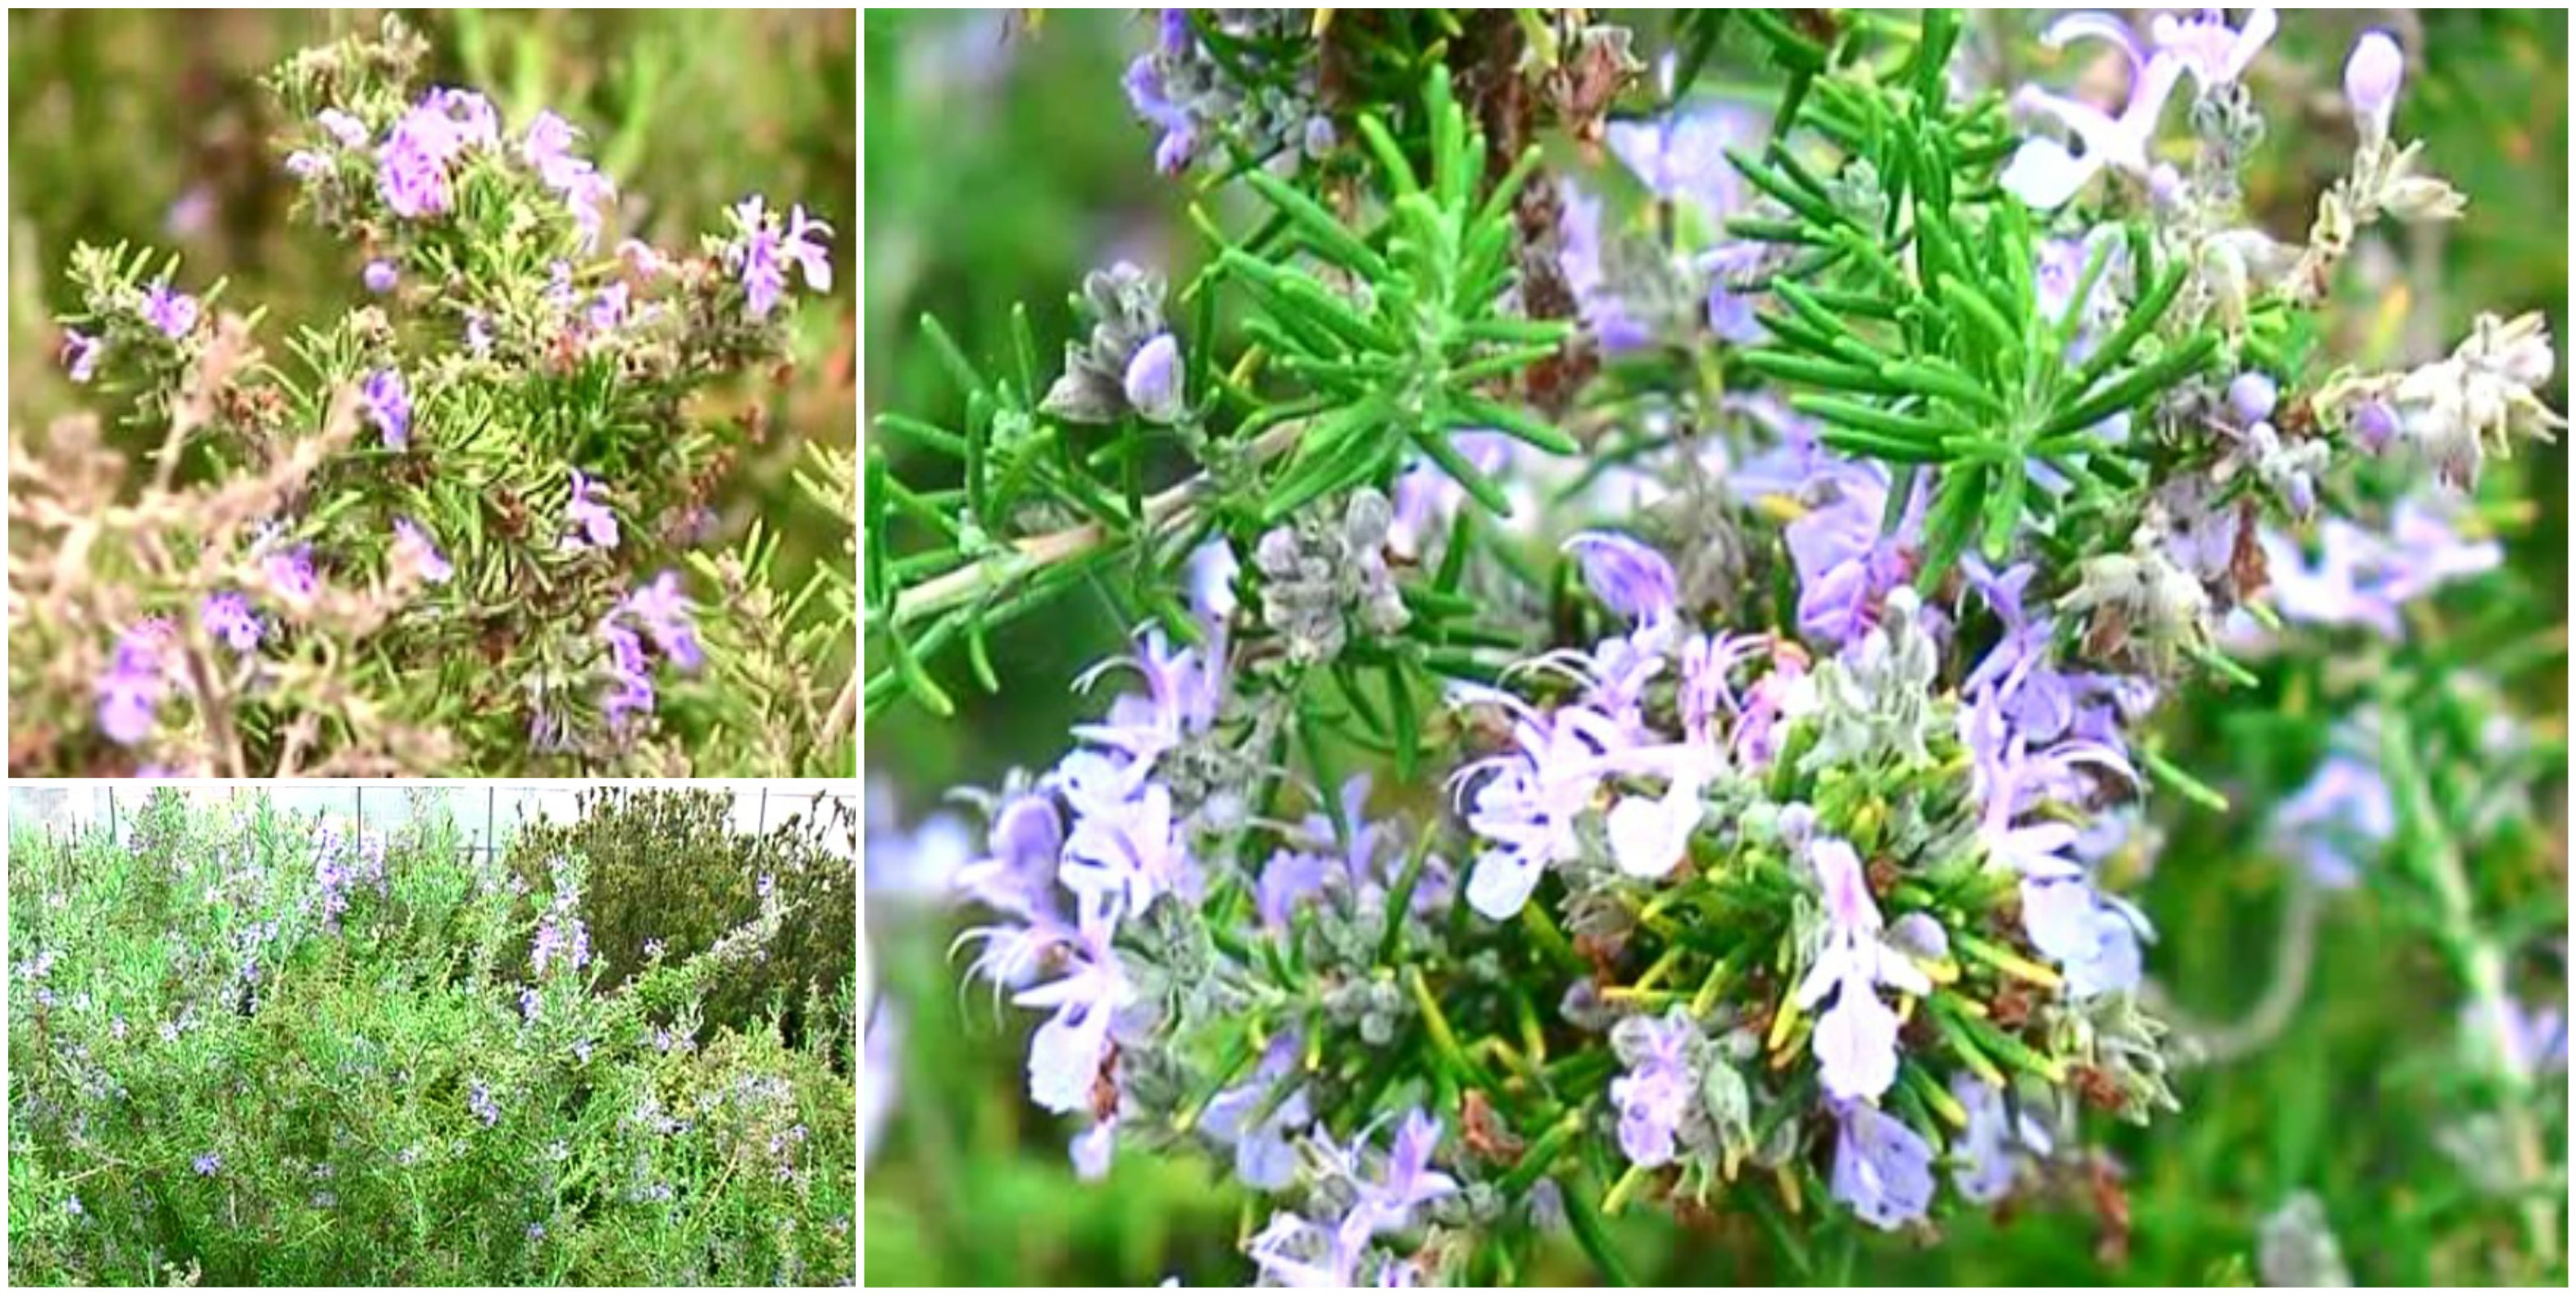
[[1604, 101, 1760, 222], [96, 622, 170, 747], [363, 367, 411, 449], [143, 280, 200, 339], [2344, 31, 2405, 144], [1356, 1109, 1458, 1233], [520, 110, 616, 248], [1784, 465, 1920, 648], [1951, 1073, 2053, 1205], [1564, 531, 1679, 628], [1609, 1010, 1699, 1168], [2350, 398, 2401, 453], [955, 792, 1067, 920], [393, 518, 453, 584], [729, 196, 833, 320], [1123, 332, 1184, 424], [61, 327, 103, 383], [587, 282, 629, 334], [264, 541, 320, 603], [1793, 837, 1933, 1102], [1555, 180, 1653, 353], [1200, 1032, 1314, 1190], [525, 1222, 546, 1242], [317, 107, 370, 148], [375, 88, 497, 220], [2151, 7, 2277, 93], [1069, 624, 1228, 774], [620, 570, 704, 672], [562, 469, 620, 551], [200, 591, 261, 653], [285, 149, 327, 179], [1013, 891, 1134, 1116], [2000, 16, 2188, 209], [1829, 1101, 1934, 1230], [2269, 752, 2391, 889], [2493, 997, 2569, 1080], [193, 1151, 222, 1177], [469, 1078, 500, 1127], [363, 260, 398, 293], [1454, 697, 1628, 919], [1061, 780, 1194, 920]]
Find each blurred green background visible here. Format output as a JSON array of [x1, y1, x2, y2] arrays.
[[8, 7, 858, 579], [863, 9, 2568, 1286]]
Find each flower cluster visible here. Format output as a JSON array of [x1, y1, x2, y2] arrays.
[[1122, 9, 1333, 176]]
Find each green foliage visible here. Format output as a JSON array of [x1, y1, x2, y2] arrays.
[[507, 787, 857, 1051], [7, 790, 854, 1287]]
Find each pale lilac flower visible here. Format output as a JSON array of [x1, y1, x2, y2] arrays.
[[953, 791, 1067, 925], [1564, 531, 1679, 628], [1014, 891, 1134, 1116], [2000, 17, 2188, 209], [2344, 31, 2405, 144], [264, 541, 320, 602], [97, 622, 170, 747], [525, 1222, 545, 1241], [2269, 752, 2391, 888], [1070, 624, 1228, 774], [1453, 697, 1629, 919], [200, 591, 261, 653], [520, 986, 541, 1024], [2492, 997, 2569, 1080], [193, 1151, 222, 1176], [617, 239, 666, 278], [1610, 1010, 1699, 1168], [1794, 837, 1933, 1102], [1061, 781, 1194, 920], [1555, 179, 1653, 353], [1604, 100, 1759, 223], [1200, 1032, 1314, 1190], [143, 280, 200, 339], [2150, 7, 2278, 93], [562, 469, 620, 551], [285, 149, 328, 179], [619, 570, 703, 672], [469, 1078, 501, 1126], [1950, 1073, 2053, 1205], [317, 107, 369, 148], [392, 517, 453, 584], [376, 87, 497, 219], [61, 327, 103, 383], [363, 367, 411, 449], [1356, 1109, 1458, 1233], [728, 196, 832, 319], [1829, 1101, 1935, 1230], [363, 260, 398, 293]]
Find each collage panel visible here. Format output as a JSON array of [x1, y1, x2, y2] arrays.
[[6, 780, 860, 1286], [858, 7, 2569, 1290], [6, 8, 859, 777]]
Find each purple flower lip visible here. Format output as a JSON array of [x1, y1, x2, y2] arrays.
[[61, 328, 104, 383]]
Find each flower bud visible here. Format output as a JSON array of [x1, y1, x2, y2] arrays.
[[362, 260, 398, 293], [2228, 371, 2279, 425], [2344, 31, 2404, 144], [1123, 332, 1184, 424], [2351, 398, 2401, 454]]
